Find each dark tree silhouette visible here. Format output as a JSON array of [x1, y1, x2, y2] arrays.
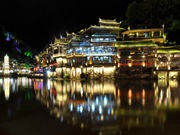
[[126, 0, 180, 30]]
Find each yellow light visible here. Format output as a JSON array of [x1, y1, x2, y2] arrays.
[[142, 62, 145, 67], [128, 63, 132, 67], [118, 89, 120, 97], [142, 89, 145, 98], [168, 65, 170, 70], [128, 89, 132, 98]]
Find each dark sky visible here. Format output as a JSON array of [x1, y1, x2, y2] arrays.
[[0, 0, 142, 51]]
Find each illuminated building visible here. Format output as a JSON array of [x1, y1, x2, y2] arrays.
[[62, 18, 124, 79], [35, 18, 180, 79], [115, 40, 158, 78], [0, 57, 31, 77], [156, 46, 180, 79], [121, 27, 165, 46], [3, 54, 10, 76], [51, 36, 69, 78], [34, 19, 123, 79], [34, 36, 69, 78], [32, 50, 47, 78], [157, 46, 180, 70], [80, 18, 124, 38], [65, 32, 117, 79], [65, 32, 84, 79], [114, 25, 166, 79]]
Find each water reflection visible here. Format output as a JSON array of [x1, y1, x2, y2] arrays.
[[0, 77, 34, 120], [0, 77, 34, 101], [3, 78, 10, 100], [156, 79, 180, 108], [32, 78, 180, 133], [0, 77, 180, 134]]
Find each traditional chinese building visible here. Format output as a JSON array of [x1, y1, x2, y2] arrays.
[[52, 36, 70, 78], [64, 18, 123, 79], [34, 18, 180, 79], [121, 27, 165, 46], [156, 46, 180, 79], [113, 25, 166, 78], [3, 54, 10, 76], [80, 18, 124, 38], [115, 40, 158, 78]]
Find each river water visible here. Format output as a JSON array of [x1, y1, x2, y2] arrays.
[[0, 77, 180, 135]]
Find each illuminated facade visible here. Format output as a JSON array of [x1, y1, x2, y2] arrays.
[[35, 19, 180, 79], [156, 46, 180, 79], [80, 18, 124, 38], [65, 18, 124, 79], [65, 32, 85, 79], [51, 36, 69, 78], [35, 36, 70, 78], [114, 26, 166, 79], [157, 46, 180, 70], [0, 57, 30, 77], [3, 54, 10, 75], [66, 32, 117, 79], [115, 41, 158, 78], [121, 27, 165, 46]]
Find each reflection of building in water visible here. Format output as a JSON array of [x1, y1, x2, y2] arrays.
[[33, 79, 44, 91], [3, 78, 10, 100], [117, 80, 156, 109], [33, 79, 71, 119], [34, 79, 173, 132], [0, 78, 32, 101], [155, 79, 180, 108], [65, 80, 165, 132], [66, 80, 117, 129]]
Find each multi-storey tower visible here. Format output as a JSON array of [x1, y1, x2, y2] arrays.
[[3, 54, 10, 76]]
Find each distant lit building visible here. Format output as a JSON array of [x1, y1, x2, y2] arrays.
[[3, 54, 10, 75], [0, 56, 32, 77]]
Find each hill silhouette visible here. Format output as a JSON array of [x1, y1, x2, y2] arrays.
[[0, 26, 37, 64]]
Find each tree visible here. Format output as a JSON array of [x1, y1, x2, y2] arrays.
[[126, 1, 145, 27], [126, 0, 180, 30]]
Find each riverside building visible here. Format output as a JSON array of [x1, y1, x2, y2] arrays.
[[34, 18, 180, 79]]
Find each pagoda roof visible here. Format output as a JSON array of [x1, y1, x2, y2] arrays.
[[79, 25, 124, 35], [115, 41, 158, 48], [122, 28, 164, 34], [53, 37, 69, 45], [66, 31, 77, 37], [157, 46, 180, 53], [99, 18, 120, 24], [89, 25, 124, 30]]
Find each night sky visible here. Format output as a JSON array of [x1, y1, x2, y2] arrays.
[[0, 0, 142, 51]]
